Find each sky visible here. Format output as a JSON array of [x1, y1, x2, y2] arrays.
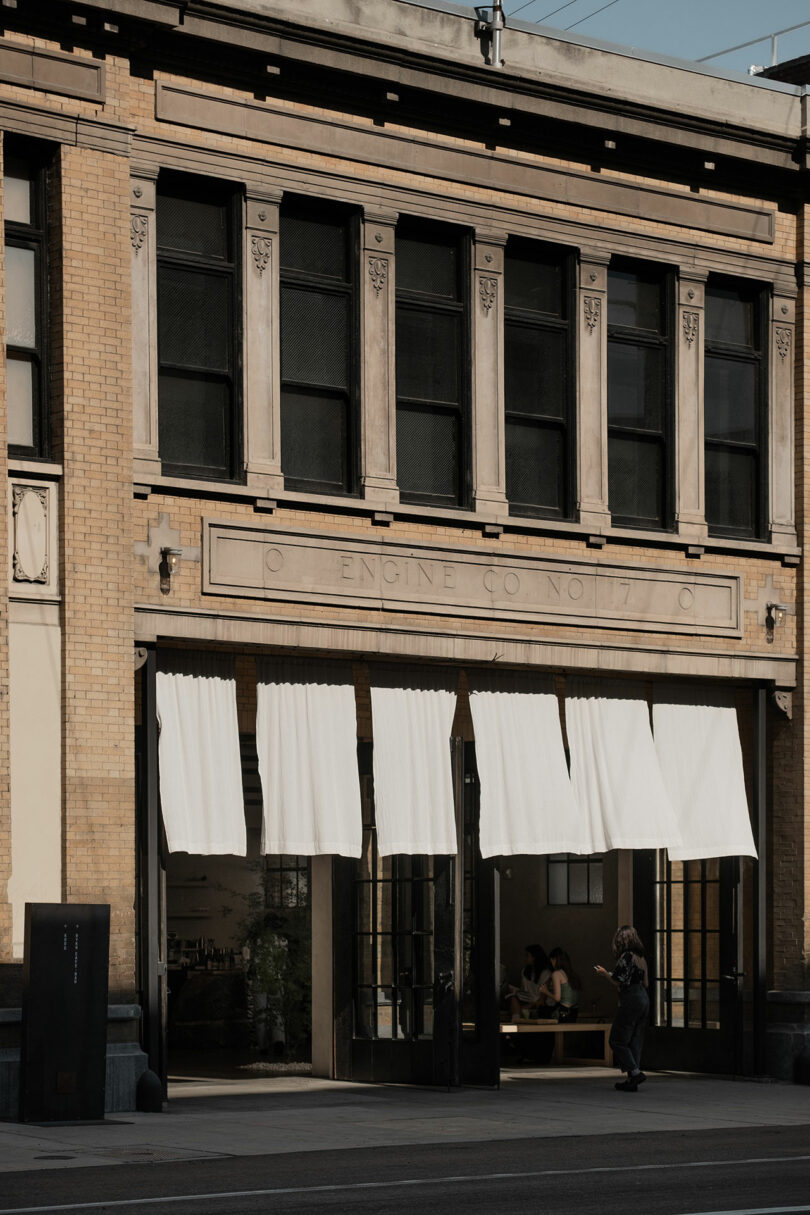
[[504, 0, 810, 74]]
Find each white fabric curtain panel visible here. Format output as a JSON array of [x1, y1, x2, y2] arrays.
[[369, 667, 458, 856], [653, 685, 757, 861], [468, 670, 588, 857], [565, 678, 682, 854], [255, 658, 362, 858], [156, 652, 247, 856]]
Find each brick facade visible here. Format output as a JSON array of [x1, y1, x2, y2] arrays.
[[0, 0, 808, 1094]]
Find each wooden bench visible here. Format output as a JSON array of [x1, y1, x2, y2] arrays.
[[500, 1020, 612, 1067]]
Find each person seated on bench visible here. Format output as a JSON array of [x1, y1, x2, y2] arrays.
[[505, 944, 552, 1022], [538, 947, 581, 1023]]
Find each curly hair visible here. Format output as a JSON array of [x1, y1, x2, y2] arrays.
[[612, 925, 646, 958]]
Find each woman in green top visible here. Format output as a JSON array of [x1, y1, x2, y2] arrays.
[[539, 947, 581, 1022]]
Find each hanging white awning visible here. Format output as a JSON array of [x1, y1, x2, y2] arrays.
[[369, 667, 458, 856], [468, 671, 587, 857], [156, 653, 246, 856], [255, 658, 362, 858], [653, 685, 757, 861], [565, 678, 682, 854]]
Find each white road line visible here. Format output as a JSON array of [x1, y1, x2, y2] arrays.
[[680, 1208, 810, 1215], [2, 1154, 810, 1214]]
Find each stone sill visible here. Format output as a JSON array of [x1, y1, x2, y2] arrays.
[[135, 473, 801, 565], [8, 459, 63, 479]]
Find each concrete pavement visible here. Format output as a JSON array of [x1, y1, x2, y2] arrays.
[[0, 1068, 807, 1175]]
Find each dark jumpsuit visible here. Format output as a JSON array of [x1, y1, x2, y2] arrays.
[[609, 950, 649, 1074]]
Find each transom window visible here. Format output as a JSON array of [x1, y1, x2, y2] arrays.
[[395, 219, 469, 507], [704, 278, 767, 539], [504, 238, 574, 519], [547, 854, 604, 905], [4, 141, 49, 457], [607, 259, 673, 530], [280, 197, 358, 494], [156, 173, 240, 481]]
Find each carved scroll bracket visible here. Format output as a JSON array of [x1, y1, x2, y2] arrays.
[[775, 327, 792, 360], [130, 213, 148, 254], [368, 256, 389, 296], [682, 311, 699, 347], [251, 235, 272, 274], [583, 296, 601, 331], [479, 276, 497, 314]]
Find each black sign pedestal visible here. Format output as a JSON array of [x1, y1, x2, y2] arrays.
[[20, 903, 110, 1123]]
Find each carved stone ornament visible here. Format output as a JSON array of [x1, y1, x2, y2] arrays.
[[583, 296, 601, 331], [772, 689, 793, 719], [130, 213, 148, 254], [251, 235, 272, 274], [12, 485, 49, 583], [776, 327, 792, 360], [479, 276, 497, 314], [682, 311, 699, 347], [368, 256, 388, 296]]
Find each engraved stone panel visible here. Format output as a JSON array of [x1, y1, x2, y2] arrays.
[[13, 485, 48, 583], [9, 479, 58, 598], [203, 523, 741, 637]]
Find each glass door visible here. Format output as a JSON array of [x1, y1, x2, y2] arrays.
[[634, 851, 747, 1073]]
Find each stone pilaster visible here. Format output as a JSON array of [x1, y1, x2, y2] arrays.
[[244, 191, 284, 493], [676, 271, 708, 540], [577, 253, 611, 529], [471, 230, 508, 516], [130, 170, 160, 479], [360, 209, 398, 506]]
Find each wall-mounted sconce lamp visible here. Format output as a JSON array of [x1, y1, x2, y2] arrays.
[[159, 547, 182, 595], [765, 602, 787, 644]]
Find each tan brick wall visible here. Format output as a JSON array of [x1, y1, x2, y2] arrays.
[[0, 137, 11, 957], [56, 144, 135, 999]]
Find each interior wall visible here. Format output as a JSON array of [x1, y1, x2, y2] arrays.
[[499, 851, 622, 1019]]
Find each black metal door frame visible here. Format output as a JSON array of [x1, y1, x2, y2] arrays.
[[136, 645, 168, 1094]]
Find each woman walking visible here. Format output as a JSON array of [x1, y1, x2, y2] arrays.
[[596, 925, 649, 1092]]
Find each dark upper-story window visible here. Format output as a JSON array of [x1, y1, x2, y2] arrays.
[[280, 197, 358, 495], [395, 219, 469, 507], [156, 173, 240, 481], [504, 238, 574, 519], [607, 259, 673, 529], [4, 141, 49, 458], [704, 278, 767, 539]]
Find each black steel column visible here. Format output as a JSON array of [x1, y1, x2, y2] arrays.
[[752, 684, 768, 1076], [138, 645, 166, 1092]]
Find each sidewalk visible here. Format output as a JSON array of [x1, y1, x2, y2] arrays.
[[0, 1068, 808, 1174]]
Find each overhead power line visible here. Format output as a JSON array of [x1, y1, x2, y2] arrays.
[[565, 0, 623, 32]]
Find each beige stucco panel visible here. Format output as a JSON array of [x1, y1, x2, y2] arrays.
[[8, 611, 61, 958]]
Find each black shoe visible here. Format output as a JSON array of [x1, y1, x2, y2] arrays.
[[634, 1071, 647, 1086], [615, 1078, 638, 1092]]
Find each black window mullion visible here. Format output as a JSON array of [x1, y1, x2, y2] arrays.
[[156, 175, 240, 481], [5, 151, 49, 458], [607, 262, 672, 530], [396, 220, 469, 508], [704, 277, 766, 539]]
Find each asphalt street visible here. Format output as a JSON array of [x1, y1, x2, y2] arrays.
[[1, 1126, 810, 1215]]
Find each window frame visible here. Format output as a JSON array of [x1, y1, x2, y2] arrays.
[[503, 237, 575, 521], [5, 142, 50, 459], [547, 853, 605, 906], [606, 257, 675, 531], [279, 195, 360, 497], [155, 172, 243, 483], [703, 275, 768, 541], [395, 217, 471, 509]]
